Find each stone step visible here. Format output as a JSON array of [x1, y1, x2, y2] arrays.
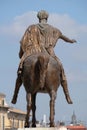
[[18, 128, 58, 130]]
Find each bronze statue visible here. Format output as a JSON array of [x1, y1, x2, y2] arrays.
[[11, 10, 76, 127]]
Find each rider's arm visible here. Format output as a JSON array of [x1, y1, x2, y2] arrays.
[[60, 34, 76, 43]]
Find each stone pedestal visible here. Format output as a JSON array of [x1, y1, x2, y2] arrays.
[[18, 128, 58, 130]]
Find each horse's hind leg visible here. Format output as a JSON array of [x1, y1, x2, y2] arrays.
[[25, 93, 32, 127], [49, 90, 56, 127], [31, 93, 36, 127]]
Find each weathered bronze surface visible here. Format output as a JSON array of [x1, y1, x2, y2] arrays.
[[11, 10, 76, 127]]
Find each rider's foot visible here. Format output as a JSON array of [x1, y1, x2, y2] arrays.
[[11, 97, 17, 104], [66, 95, 73, 104]]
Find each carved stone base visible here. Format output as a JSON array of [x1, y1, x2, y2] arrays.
[[18, 128, 58, 130]]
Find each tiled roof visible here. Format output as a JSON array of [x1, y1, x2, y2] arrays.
[[67, 125, 87, 130], [9, 107, 26, 114]]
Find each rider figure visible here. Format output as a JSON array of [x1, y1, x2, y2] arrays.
[[11, 10, 76, 104]]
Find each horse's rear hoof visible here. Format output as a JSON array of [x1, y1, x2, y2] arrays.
[[50, 122, 55, 127], [32, 123, 36, 127], [24, 122, 30, 128], [24, 125, 29, 128]]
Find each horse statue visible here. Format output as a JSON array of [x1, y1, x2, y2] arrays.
[[22, 52, 61, 127]]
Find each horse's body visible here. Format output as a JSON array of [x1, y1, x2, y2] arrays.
[[22, 52, 61, 127]]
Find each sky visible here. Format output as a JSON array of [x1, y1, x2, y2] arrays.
[[0, 0, 87, 125]]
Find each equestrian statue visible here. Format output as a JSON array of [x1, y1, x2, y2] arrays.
[[11, 10, 76, 127]]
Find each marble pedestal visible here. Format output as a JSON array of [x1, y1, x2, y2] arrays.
[[18, 127, 58, 130]]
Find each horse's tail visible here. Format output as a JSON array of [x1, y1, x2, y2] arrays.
[[35, 55, 49, 89]]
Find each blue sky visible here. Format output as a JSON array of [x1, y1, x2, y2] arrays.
[[0, 0, 87, 125]]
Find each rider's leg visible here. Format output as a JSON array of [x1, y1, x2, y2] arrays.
[[53, 56, 73, 104], [18, 51, 31, 74], [18, 56, 24, 75], [60, 64, 73, 104], [46, 47, 73, 104], [12, 52, 30, 104], [61, 79, 73, 104], [11, 73, 22, 104]]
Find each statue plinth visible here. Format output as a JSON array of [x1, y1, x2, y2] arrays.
[[18, 127, 58, 130]]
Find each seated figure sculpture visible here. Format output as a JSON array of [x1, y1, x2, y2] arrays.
[[11, 10, 76, 105]]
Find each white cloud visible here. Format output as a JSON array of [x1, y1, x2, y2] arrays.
[[1, 13, 87, 52], [0, 11, 87, 38], [0, 11, 38, 39]]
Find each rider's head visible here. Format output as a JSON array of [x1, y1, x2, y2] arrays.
[[37, 10, 49, 23]]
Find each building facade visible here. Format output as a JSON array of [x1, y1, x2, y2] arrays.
[[0, 93, 26, 130]]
